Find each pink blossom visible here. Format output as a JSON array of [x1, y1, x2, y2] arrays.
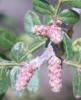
[[47, 25, 62, 44], [32, 25, 49, 36], [16, 63, 33, 91], [32, 24, 62, 44], [48, 55, 62, 92]]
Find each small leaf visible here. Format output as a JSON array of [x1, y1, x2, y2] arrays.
[[11, 42, 28, 62], [33, 6, 51, 15], [20, 34, 35, 48], [27, 54, 34, 61], [62, 32, 73, 59], [0, 57, 9, 62], [0, 28, 21, 49], [58, 9, 79, 24], [72, 38, 81, 64], [75, 51, 81, 64], [43, 15, 52, 25], [64, 0, 81, 8], [33, 0, 55, 15], [0, 69, 10, 94], [24, 11, 41, 37], [73, 70, 81, 98], [27, 70, 40, 93], [10, 66, 24, 96], [24, 11, 43, 41], [40, 0, 49, 5], [0, 13, 13, 26]]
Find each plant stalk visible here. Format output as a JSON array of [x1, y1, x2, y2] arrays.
[[55, 0, 62, 15], [30, 39, 46, 53], [63, 60, 81, 69], [0, 59, 81, 69], [53, 0, 63, 23]]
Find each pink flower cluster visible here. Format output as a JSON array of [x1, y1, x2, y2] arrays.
[[16, 63, 33, 91], [32, 24, 62, 44], [16, 43, 62, 93], [32, 25, 49, 36], [48, 55, 62, 92]]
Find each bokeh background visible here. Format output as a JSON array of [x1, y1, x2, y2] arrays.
[[0, 0, 81, 100]]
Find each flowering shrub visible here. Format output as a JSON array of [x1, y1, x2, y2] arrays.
[[0, 0, 81, 99]]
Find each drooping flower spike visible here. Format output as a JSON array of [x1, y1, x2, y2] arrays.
[[48, 55, 62, 92], [16, 43, 54, 92], [16, 43, 62, 93], [16, 63, 33, 91], [32, 23, 63, 44]]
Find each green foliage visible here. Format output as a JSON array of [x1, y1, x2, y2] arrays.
[[24, 11, 41, 39], [0, 28, 21, 49], [27, 54, 34, 61], [27, 70, 40, 93], [33, 0, 55, 15], [11, 42, 28, 62], [72, 38, 81, 53], [0, 57, 10, 95], [62, 32, 73, 60], [58, 9, 79, 24], [10, 66, 24, 96], [43, 15, 52, 25], [73, 70, 81, 98], [0, 69, 10, 94], [0, 57, 9, 62], [20, 34, 35, 48], [0, 13, 13, 26], [72, 38, 81, 64], [75, 52, 81, 64], [64, 0, 81, 8]]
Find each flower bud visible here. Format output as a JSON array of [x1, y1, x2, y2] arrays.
[[56, 20, 62, 26]]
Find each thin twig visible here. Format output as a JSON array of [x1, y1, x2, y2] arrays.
[[63, 60, 81, 69]]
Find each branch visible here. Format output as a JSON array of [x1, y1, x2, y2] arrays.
[[63, 60, 81, 69], [0, 62, 25, 68], [30, 39, 46, 53]]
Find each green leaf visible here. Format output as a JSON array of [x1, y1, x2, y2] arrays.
[[58, 9, 79, 24], [0, 28, 21, 49], [72, 38, 81, 53], [0, 13, 13, 26], [20, 34, 35, 48], [72, 38, 81, 64], [11, 42, 28, 62], [75, 51, 81, 64], [33, 0, 55, 15], [33, 6, 51, 15], [64, 0, 81, 8], [27, 70, 40, 93], [43, 15, 52, 25], [0, 57, 9, 62], [24, 11, 41, 38], [10, 66, 24, 96], [62, 32, 73, 59], [27, 54, 34, 61], [0, 69, 10, 94], [73, 70, 81, 98], [24, 11, 44, 41]]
